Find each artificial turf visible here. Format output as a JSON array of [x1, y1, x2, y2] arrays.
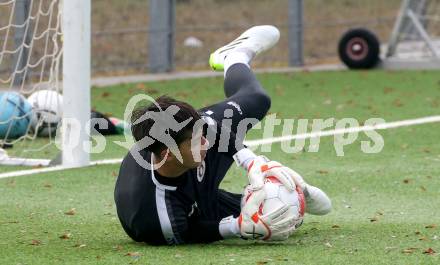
[[1, 70, 439, 264]]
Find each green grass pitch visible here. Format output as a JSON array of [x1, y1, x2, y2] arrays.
[[1, 70, 439, 264]]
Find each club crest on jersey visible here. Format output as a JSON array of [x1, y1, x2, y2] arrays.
[[196, 161, 206, 182], [227, 101, 243, 115]]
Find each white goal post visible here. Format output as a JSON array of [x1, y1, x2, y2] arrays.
[[61, 0, 91, 168], [0, 0, 90, 168]]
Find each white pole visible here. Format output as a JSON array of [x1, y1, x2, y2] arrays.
[[62, 0, 91, 168]]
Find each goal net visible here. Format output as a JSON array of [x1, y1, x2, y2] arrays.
[[385, 0, 440, 67], [0, 0, 90, 168]]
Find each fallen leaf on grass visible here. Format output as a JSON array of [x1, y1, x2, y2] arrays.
[[346, 99, 354, 105], [0, 220, 19, 224], [323, 99, 332, 105], [393, 99, 404, 107], [383, 87, 394, 94], [113, 245, 123, 251], [275, 85, 285, 96], [125, 252, 141, 258], [370, 217, 379, 222], [402, 247, 418, 254], [420, 186, 427, 192], [6, 180, 16, 187], [426, 224, 437, 229], [30, 239, 41, 246], [385, 246, 397, 253], [59, 233, 71, 239], [73, 244, 86, 248], [176, 92, 189, 99], [135, 83, 146, 90], [423, 248, 436, 255], [65, 208, 76, 215], [146, 88, 159, 95], [422, 148, 431, 153]]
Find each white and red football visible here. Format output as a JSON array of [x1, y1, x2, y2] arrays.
[[241, 176, 306, 232]]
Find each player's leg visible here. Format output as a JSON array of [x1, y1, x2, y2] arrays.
[[223, 63, 271, 122], [199, 64, 270, 142], [200, 25, 280, 139], [197, 26, 280, 192]]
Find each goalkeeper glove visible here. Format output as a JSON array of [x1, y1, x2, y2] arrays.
[[218, 189, 296, 241], [281, 167, 332, 215], [238, 189, 296, 241], [247, 156, 296, 192]]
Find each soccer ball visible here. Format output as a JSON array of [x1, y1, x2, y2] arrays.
[[0, 91, 33, 139], [28, 90, 63, 137], [242, 177, 306, 233]]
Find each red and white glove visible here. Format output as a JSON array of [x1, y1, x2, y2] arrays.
[[266, 165, 308, 191], [280, 167, 332, 215], [247, 156, 296, 192], [219, 187, 298, 241], [238, 189, 296, 241]]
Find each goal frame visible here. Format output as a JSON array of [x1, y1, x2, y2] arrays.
[[61, 0, 91, 168], [0, 0, 91, 168]]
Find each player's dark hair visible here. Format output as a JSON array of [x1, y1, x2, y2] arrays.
[[131, 95, 201, 156]]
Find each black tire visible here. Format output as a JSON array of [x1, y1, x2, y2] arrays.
[[338, 28, 380, 69]]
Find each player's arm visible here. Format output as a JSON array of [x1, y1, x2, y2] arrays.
[[203, 116, 295, 191], [141, 199, 293, 244], [135, 195, 224, 245], [206, 117, 331, 214]]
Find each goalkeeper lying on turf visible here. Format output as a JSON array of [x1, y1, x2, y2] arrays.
[[114, 25, 331, 245]]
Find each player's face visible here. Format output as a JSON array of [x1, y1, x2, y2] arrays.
[[178, 128, 208, 169]]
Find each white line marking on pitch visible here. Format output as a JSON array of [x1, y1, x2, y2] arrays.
[[244, 115, 440, 146], [1, 115, 439, 179]]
